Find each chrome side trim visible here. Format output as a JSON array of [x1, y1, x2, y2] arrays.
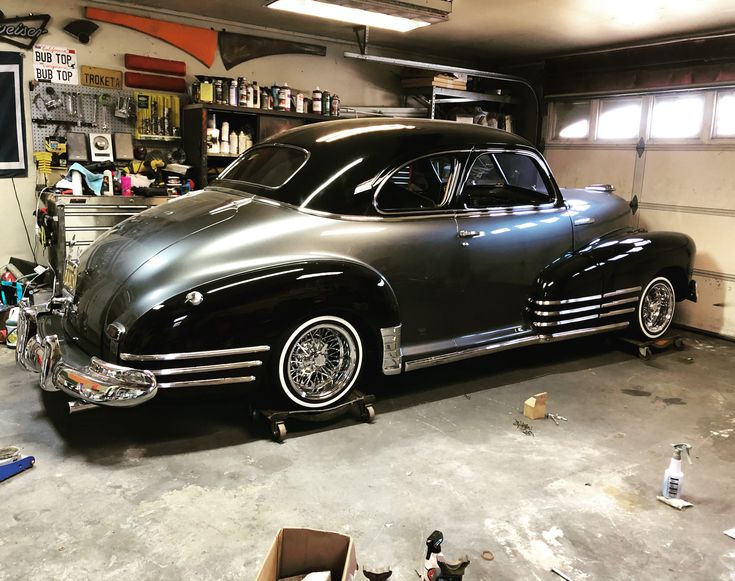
[[533, 286, 641, 306], [120, 345, 270, 362], [152, 360, 262, 376], [380, 325, 403, 375], [602, 286, 641, 298], [600, 307, 636, 318], [404, 334, 541, 372], [534, 314, 599, 327], [545, 321, 629, 339], [534, 295, 639, 317], [404, 322, 630, 372], [157, 376, 256, 389], [534, 293, 602, 306]]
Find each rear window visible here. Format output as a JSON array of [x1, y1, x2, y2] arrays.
[[218, 145, 308, 189]]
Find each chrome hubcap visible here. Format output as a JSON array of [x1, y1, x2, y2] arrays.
[[642, 281, 675, 335], [286, 323, 357, 402]]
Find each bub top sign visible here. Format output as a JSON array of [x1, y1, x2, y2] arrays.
[[34, 45, 78, 85]]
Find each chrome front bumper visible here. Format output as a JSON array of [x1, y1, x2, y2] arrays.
[[16, 300, 157, 407]]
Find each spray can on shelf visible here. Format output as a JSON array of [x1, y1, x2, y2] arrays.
[[247, 82, 255, 108], [662, 443, 693, 499], [252, 81, 260, 108], [296, 92, 304, 113], [279, 82, 291, 111], [243, 77, 248, 107], [214, 78, 224, 104], [331, 94, 340, 117], [322, 90, 331, 116], [312, 87, 322, 115], [261, 88, 270, 109], [228, 80, 237, 106], [191, 79, 201, 103], [271, 84, 281, 110]]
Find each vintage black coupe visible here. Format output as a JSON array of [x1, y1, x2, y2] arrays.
[[17, 118, 696, 412]]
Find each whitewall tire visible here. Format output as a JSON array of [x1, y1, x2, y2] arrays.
[[277, 315, 363, 409], [636, 276, 676, 339]]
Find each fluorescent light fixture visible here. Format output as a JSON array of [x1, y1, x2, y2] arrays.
[[265, 0, 450, 32]]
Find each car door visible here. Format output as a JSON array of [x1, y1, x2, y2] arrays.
[[452, 150, 574, 344], [362, 151, 468, 356]]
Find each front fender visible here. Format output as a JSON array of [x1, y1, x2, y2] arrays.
[[116, 260, 399, 359], [526, 229, 695, 332]]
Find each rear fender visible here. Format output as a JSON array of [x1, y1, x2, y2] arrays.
[[117, 260, 400, 359]]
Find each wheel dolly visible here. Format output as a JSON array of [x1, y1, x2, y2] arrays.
[[617, 334, 685, 360], [250, 390, 377, 442]]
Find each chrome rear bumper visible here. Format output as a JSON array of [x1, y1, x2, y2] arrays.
[[16, 300, 157, 407]]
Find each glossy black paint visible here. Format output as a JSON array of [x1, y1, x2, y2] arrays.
[[121, 260, 398, 359], [56, 118, 695, 381]]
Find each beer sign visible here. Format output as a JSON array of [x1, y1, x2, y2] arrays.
[[0, 13, 50, 49], [81, 66, 122, 89], [33, 45, 78, 85]]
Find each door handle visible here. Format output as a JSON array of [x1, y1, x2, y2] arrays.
[[458, 230, 482, 238]]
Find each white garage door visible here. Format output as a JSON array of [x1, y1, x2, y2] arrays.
[[545, 89, 735, 339]]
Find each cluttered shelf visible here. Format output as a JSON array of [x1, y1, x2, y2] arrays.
[[184, 102, 328, 122]]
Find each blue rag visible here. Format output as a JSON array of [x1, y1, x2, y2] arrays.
[[67, 162, 104, 195]]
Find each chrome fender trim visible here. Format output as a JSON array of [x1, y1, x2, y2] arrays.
[[380, 325, 402, 375]]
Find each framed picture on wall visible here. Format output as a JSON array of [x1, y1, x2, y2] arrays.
[[0, 52, 27, 178]]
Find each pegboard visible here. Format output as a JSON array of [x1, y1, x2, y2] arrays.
[[30, 82, 137, 153]]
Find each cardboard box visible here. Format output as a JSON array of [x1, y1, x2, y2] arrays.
[[256, 528, 358, 581]]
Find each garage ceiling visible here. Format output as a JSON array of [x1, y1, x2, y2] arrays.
[[104, 0, 735, 64]]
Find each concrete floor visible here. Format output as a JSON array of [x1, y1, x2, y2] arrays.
[[1, 330, 734, 580]]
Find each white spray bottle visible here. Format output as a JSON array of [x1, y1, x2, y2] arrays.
[[662, 443, 692, 499]]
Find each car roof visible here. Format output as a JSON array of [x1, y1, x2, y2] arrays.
[[264, 117, 534, 154]]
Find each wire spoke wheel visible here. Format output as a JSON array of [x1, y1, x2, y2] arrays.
[[278, 316, 363, 408], [638, 277, 675, 338]]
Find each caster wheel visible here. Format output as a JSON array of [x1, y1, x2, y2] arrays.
[[638, 346, 651, 360], [674, 338, 684, 350], [362, 405, 375, 423], [272, 422, 287, 442]]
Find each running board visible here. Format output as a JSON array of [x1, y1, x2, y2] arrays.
[[403, 322, 629, 372]]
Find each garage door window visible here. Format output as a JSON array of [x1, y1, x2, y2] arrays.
[[714, 92, 735, 137], [650, 95, 705, 139], [597, 99, 642, 140], [553, 101, 591, 139]]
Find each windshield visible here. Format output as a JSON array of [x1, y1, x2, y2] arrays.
[[218, 145, 308, 189]]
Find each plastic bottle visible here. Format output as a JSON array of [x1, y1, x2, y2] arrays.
[[238, 130, 247, 153], [228, 80, 237, 106], [229, 131, 238, 156], [662, 443, 692, 499]]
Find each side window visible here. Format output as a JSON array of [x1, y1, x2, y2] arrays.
[[376, 154, 460, 212], [460, 152, 552, 209]]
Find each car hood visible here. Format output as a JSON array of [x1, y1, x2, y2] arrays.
[[65, 190, 244, 355]]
